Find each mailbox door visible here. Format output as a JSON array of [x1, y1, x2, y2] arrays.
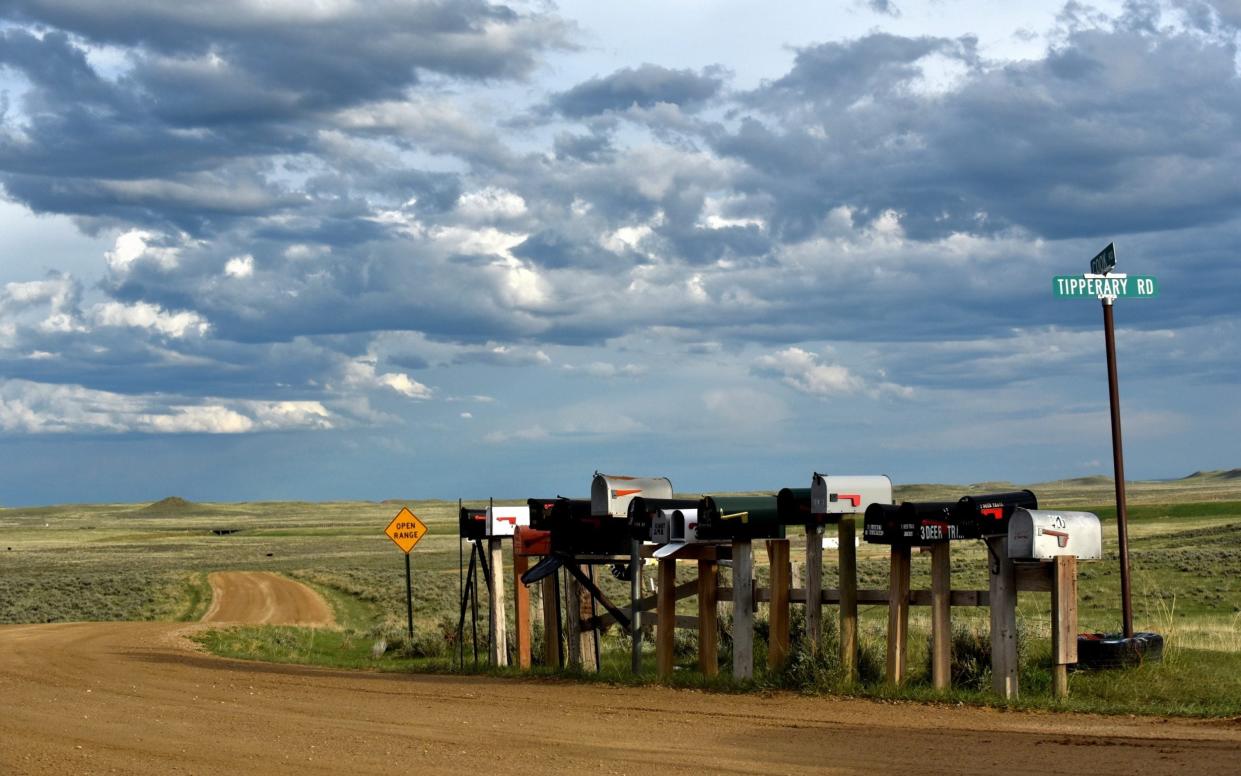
[[459, 507, 488, 541], [487, 506, 530, 537], [863, 503, 901, 544], [591, 473, 674, 517], [776, 487, 813, 525], [651, 510, 674, 544], [811, 474, 893, 515]]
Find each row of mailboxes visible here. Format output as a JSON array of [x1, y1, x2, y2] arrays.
[[863, 490, 1038, 546], [460, 476, 1099, 562]]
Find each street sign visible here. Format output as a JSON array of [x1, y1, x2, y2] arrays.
[[1090, 242, 1116, 275], [1053, 274, 1158, 299], [385, 507, 428, 553]]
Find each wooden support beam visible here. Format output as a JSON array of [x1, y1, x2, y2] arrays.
[[838, 518, 859, 685], [540, 568, 560, 668], [804, 525, 824, 648], [886, 545, 911, 686], [1015, 562, 1054, 593], [766, 539, 791, 671], [698, 559, 718, 677], [488, 538, 508, 667], [579, 579, 698, 632], [513, 552, 531, 669], [656, 557, 677, 678], [930, 542, 951, 691], [988, 536, 1018, 699], [1051, 555, 1078, 700], [732, 539, 754, 681]]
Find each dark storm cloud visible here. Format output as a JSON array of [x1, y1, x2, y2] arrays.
[[547, 64, 726, 117]]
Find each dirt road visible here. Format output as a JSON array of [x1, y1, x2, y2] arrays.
[[1, 573, 1239, 775], [200, 571, 334, 626]]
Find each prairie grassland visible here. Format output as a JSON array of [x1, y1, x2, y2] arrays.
[[3, 472, 1241, 715]]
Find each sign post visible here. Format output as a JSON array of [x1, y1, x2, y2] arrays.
[[1054, 242, 1156, 639], [385, 506, 429, 641]]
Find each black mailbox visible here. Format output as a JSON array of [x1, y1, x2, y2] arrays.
[[627, 497, 699, 541], [547, 497, 629, 555], [955, 490, 1038, 537], [696, 495, 785, 541], [865, 502, 973, 545], [527, 498, 565, 531], [776, 488, 814, 526], [458, 506, 488, 541]]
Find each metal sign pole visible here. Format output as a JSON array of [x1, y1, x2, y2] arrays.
[[405, 552, 415, 642], [1102, 297, 1135, 638], [630, 539, 642, 673]]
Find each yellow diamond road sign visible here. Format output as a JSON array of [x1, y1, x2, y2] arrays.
[[385, 507, 428, 554]]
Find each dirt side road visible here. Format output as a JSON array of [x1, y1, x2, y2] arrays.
[[1, 575, 1239, 775], [200, 571, 334, 626]]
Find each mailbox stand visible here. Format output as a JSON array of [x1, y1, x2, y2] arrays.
[[990, 555, 1080, 699], [766, 539, 792, 670], [733, 539, 755, 680], [930, 542, 952, 691], [886, 546, 912, 685], [838, 518, 860, 684]]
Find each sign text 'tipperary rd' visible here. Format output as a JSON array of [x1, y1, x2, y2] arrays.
[[1053, 274, 1158, 299], [385, 507, 428, 553]]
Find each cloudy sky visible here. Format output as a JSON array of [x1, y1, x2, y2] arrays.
[[1, 0, 1239, 506]]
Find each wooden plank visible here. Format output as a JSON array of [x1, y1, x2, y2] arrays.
[[804, 525, 824, 648], [580, 579, 698, 632], [886, 545, 911, 686], [488, 538, 508, 667], [732, 539, 754, 681], [540, 568, 560, 668], [930, 542, 951, 691], [630, 541, 642, 674], [838, 518, 859, 685], [1052, 554, 1078, 702], [988, 536, 1018, 699], [1051, 555, 1077, 702], [766, 539, 791, 670], [513, 552, 531, 669], [656, 557, 677, 678], [1015, 561, 1054, 593], [564, 572, 583, 669], [698, 559, 719, 677]]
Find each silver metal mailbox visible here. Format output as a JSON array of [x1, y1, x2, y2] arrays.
[[811, 474, 893, 515], [1008, 509, 1101, 561], [486, 505, 530, 538], [591, 473, 674, 517]]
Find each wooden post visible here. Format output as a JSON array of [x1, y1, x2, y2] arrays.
[[930, 542, 952, 691], [513, 553, 531, 669], [565, 573, 583, 669], [697, 558, 718, 677], [767, 539, 791, 670], [656, 557, 677, 677], [1051, 555, 1078, 700], [886, 545, 911, 686], [805, 524, 824, 649], [838, 518, 858, 684], [577, 574, 597, 672], [488, 538, 508, 667], [732, 539, 754, 680], [540, 569, 560, 668], [988, 536, 1018, 699]]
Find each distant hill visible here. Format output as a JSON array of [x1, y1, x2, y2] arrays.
[[134, 496, 197, 516]]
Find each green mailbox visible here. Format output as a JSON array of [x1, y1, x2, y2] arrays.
[[696, 495, 785, 540]]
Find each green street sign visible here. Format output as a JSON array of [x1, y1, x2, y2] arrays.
[[1089, 242, 1117, 275], [1053, 275, 1158, 299]]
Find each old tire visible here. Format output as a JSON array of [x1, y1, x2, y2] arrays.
[[1075, 632, 1164, 670]]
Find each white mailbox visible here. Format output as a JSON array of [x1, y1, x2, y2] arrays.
[[653, 508, 717, 559], [1008, 509, 1102, 561], [811, 474, 893, 515], [486, 505, 530, 538], [591, 473, 673, 517]]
